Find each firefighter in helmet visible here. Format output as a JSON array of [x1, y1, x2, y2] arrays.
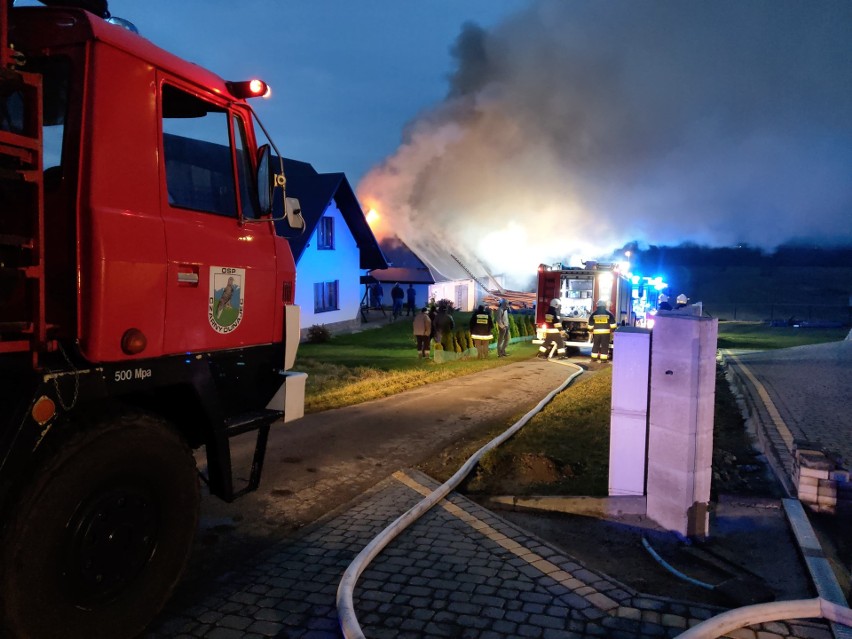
[[658, 294, 673, 311], [539, 298, 566, 359], [588, 299, 617, 363], [676, 293, 689, 309]]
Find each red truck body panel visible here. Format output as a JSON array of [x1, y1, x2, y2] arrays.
[[0, 7, 306, 634], [11, 7, 296, 363]]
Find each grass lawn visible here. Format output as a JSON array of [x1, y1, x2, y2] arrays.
[[296, 316, 848, 496], [418, 320, 850, 497], [296, 311, 538, 412], [717, 320, 848, 350], [460, 370, 615, 497], [296, 317, 849, 414]]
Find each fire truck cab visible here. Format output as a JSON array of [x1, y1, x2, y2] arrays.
[[535, 262, 635, 343], [1, 3, 305, 638]]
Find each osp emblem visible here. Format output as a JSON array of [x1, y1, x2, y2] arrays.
[[208, 267, 245, 334]]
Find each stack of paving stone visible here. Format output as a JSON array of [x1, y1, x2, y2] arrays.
[[794, 441, 852, 515]]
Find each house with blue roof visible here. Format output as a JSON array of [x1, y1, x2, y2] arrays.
[[273, 158, 389, 336]]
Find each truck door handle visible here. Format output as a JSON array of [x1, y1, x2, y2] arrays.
[[176, 265, 199, 286]]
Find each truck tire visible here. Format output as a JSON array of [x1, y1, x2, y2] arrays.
[[0, 410, 200, 639]]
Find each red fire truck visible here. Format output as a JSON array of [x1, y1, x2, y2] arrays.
[[0, 3, 305, 637], [535, 261, 635, 342]]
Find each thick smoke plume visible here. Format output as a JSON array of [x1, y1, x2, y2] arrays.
[[357, 0, 852, 288]]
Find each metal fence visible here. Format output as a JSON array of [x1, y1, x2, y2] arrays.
[[704, 303, 851, 325]]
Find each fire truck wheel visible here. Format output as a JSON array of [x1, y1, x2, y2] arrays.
[[0, 410, 200, 639]]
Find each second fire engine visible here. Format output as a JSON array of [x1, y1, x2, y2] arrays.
[[535, 261, 635, 343]]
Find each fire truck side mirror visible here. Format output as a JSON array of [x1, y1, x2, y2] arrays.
[[256, 144, 302, 231], [284, 197, 305, 231]]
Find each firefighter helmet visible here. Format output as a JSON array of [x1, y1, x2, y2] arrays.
[[550, 298, 561, 308], [596, 299, 607, 307], [658, 294, 669, 303], [676, 294, 688, 305]]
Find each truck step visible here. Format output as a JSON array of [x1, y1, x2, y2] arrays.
[[224, 409, 283, 437], [0, 129, 40, 153], [0, 340, 31, 353]]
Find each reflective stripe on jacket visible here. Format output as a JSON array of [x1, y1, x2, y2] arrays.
[[470, 312, 494, 338], [588, 310, 617, 334], [544, 305, 560, 328]]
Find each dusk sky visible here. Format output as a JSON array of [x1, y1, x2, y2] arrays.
[[65, 1, 852, 283]]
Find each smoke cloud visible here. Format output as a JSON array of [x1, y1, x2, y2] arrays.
[[357, 0, 852, 288]]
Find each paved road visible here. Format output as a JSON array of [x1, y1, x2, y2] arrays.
[[196, 358, 574, 541], [721, 336, 852, 639], [722, 338, 852, 495], [140, 339, 852, 639], [146, 468, 836, 639]]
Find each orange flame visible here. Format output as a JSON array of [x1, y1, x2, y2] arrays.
[[361, 200, 392, 240]]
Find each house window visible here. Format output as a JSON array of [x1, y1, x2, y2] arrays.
[[314, 280, 339, 313], [317, 216, 334, 250]]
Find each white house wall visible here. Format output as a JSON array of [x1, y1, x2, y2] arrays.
[[428, 280, 478, 312], [295, 200, 361, 329]]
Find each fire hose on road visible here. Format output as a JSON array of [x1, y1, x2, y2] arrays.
[[336, 355, 852, 639], [336, 360, 584, 639]]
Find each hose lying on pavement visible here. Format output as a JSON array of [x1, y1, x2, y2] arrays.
[[641, 536, 715, 591], [675, 597, 852, 638], [336, 361, 585, 639]]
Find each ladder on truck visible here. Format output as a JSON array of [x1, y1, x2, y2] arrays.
[[0, 22, 48, 367]]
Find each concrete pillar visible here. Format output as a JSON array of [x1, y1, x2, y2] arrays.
[[646, 313, 718, 539], [609, 327, 651, 496]]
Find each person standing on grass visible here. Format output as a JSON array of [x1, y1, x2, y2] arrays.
[[406, 284, 417, 316], [372, 281, 384, 310], [391, 283, 405, 319], [495, 298, 510, 357], [470, 304, 494, 359], [412, 307, 432, 359], [432, 303, 452, 347]]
